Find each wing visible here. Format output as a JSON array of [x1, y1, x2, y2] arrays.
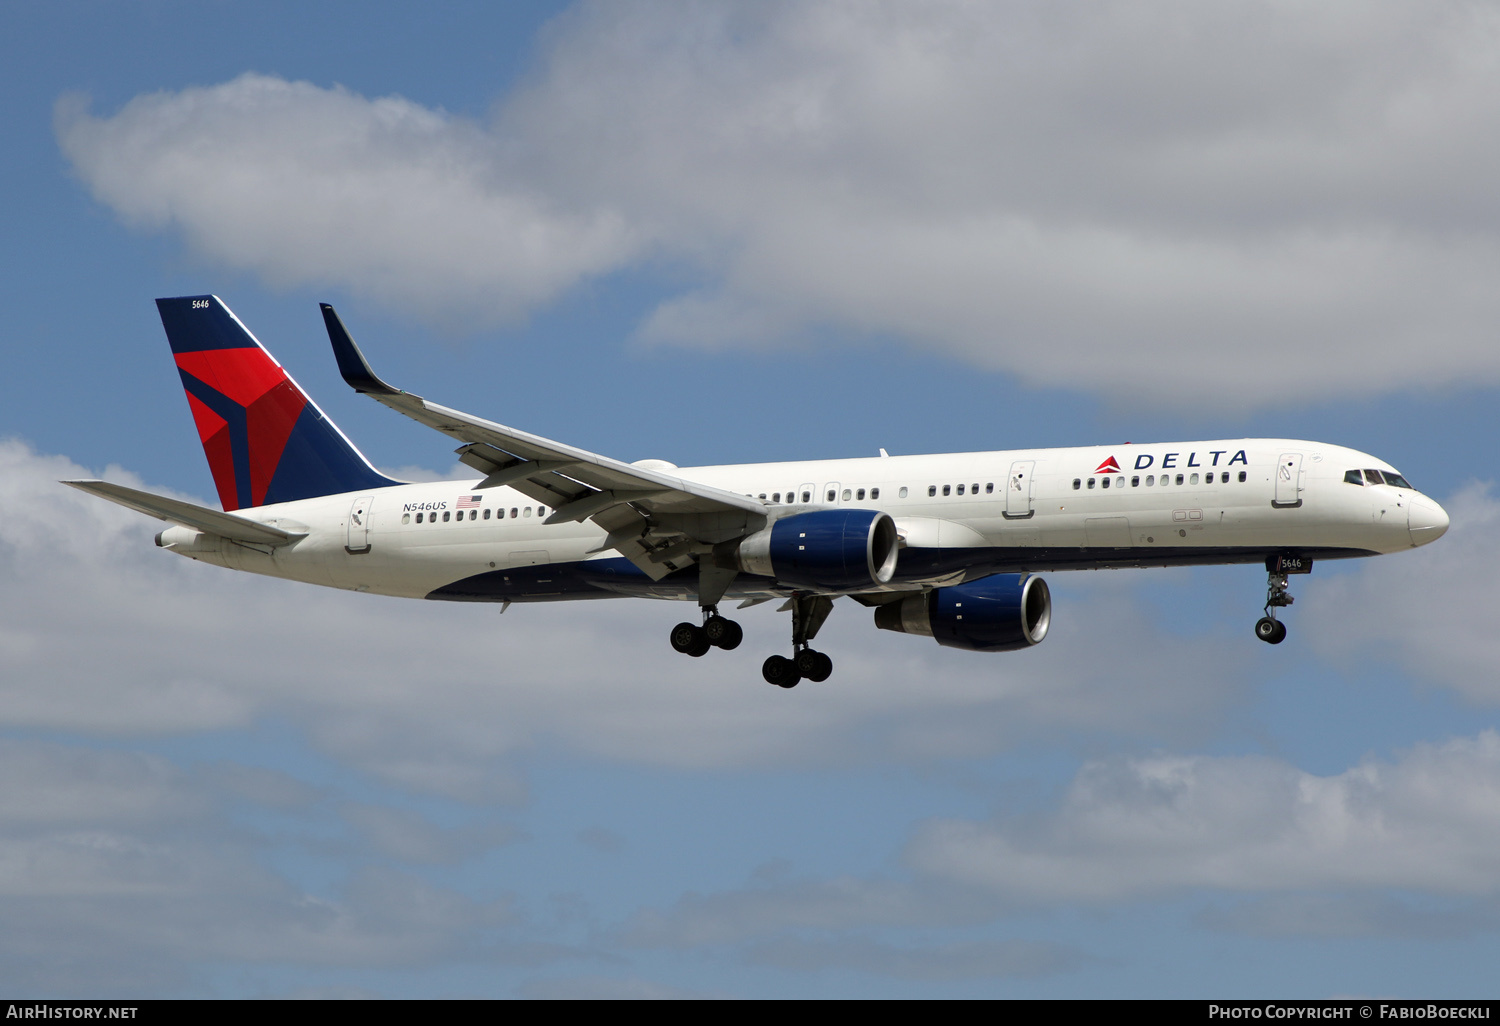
[[62, 480, 303, 546], [321, 305, 767, 579]]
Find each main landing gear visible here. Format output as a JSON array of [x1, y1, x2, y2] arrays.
[[1253, 555, 1307, 645], [670, 609, 743, 657], [762, 595, 835, 689], [665, 564, 838, 687]]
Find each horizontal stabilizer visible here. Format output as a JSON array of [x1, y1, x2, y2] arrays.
[[62, 480, 303, 545]]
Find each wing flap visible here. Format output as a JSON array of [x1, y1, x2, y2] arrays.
[[63, 480, 302, 545]]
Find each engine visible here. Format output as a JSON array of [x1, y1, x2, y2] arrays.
[[735, 509, 900, 590], [873, 573, 1051, 652]]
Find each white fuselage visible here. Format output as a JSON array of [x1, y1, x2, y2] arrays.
[[157, 438, 1448, 603]]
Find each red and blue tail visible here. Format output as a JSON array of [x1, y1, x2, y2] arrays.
[[156, 295, 398, 511]]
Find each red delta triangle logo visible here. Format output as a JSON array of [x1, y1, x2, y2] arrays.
[[1094, 456, 1122, 475]]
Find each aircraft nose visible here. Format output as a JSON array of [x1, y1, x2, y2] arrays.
[[1408, 495, 1450, 547]]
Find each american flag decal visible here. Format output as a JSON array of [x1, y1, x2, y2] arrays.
[[456, 495, 482, 508]]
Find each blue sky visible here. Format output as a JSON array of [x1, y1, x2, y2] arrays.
[[3, 0, 1500, 998]]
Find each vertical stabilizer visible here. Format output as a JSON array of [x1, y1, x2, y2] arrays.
[[156, 296, 398, 511]]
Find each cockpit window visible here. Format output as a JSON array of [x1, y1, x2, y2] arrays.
[[1344, 470, 1364, 486], [1384, 471, 1413, 489], [1364, 469, 1385, 486]]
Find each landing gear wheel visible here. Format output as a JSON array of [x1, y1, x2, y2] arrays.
[[670, 621, 712, 657], [795, 649, 833, 683], [762, 655, 801, 688], [1254, 617, 1287, 645], [704, 616, 743, 651]]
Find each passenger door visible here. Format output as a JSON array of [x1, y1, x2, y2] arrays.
[[1004, 460, 1035, 519], [345, 495, 373, 554], [1273, 453, 1303, 508]]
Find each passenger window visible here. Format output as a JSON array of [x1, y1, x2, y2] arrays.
[[403, 513, 411, 524], [971, 483, 979, 494], [1146, 475, 1154, 486], [539, 507, 546, 516], [483, 508, 491, 520], [772, 492, 780, 503], [956, 484, 965, 495], [1364, 469, 1385, 485], [942, 485, 951, 496], [1087, 478, 1096, 489], [415, 512, 423, 523], [842, 489, 852, 501], [871, 487, 880, 500], [759, 493, 767, 500], [1190, 473, 1199, 485], [1101, 477, 1110, 489], [1238, 472, 1246, 483], [470, 510, 478, 520], [828, 490, 837, 502], [857, 488, 865, 500], [802, 491, 811, 503], [443, 511, 450, 522], [1131, 476, 1139, 487], [898, 487, 907, 498], [524, 507, 532, 518], [928, 485, 937, 497], [986, 482, 994, 494], [1175, 474, 1184, 485], [1073, 479, 1081, 490]]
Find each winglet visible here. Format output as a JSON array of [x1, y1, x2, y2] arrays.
[[320, 303, 403, 396]]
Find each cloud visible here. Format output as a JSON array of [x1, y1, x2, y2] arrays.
[[57, 1, 1500, 407], [742, 936, 1087, 981], [0, 439, 1246, 794], [1306, 482, 1500, 704], [1198, 893, 1500, 940], [908, 730, 1500, 901], [0, 737, 519, 995], [55, 75, 639, 329], [339, 803, 520, 865], [516, 974, 724, 999], [618, 874, 995, 948]]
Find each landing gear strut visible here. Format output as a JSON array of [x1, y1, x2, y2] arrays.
[[762, 595, 835, 688], [1253, 556, 1305, 645]]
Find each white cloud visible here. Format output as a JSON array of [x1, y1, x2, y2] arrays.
[[1306, 483, 1500, 704], [57, 1, 1500, 406], [55, 75, 640, 329], [0, 736, 521, 995], [908, 730, 1500, 901], [618, 874, 993, 948], [0, 439, 1245, 793], [741, 936, 1086, 981]]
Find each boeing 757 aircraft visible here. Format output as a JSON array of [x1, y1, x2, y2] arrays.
[[67, 297, 1450, 687]]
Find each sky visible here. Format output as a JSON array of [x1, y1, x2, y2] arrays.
[[2, 0, 1499, 998]]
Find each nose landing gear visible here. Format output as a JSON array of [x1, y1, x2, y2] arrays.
[[1254, 555, 1308, 645]]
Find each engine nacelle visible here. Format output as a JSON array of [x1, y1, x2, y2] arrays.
[[874, 573, 1051, 652], [736, 509, 900, 590]]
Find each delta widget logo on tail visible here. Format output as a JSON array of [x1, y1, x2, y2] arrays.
[[1093, 456, 1122, 474]]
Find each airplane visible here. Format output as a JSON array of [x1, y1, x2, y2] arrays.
[[66, 296, 1450, 688]]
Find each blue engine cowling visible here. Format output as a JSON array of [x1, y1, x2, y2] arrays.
[[873, 573, 1051, 651], [736, 509, 900, 591]]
